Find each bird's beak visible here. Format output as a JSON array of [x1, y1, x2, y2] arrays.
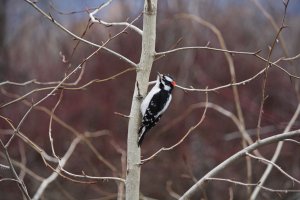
[[171, 81, 176, 86], [157, 72, 162, 81]]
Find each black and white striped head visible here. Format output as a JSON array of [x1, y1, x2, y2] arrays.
[[157, 73, 176, 92]]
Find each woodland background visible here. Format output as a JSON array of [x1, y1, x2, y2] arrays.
[[1, 0, 300, 199]]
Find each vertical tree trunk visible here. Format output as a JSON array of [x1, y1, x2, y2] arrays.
[[126, 0, 157, 200]]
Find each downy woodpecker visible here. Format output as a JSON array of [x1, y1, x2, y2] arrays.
[[138, 73, 176, 146]]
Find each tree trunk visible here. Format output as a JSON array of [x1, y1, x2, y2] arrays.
[[126, 0, 157, 200]]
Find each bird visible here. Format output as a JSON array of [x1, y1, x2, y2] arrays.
[[138, 73, 176, 147]]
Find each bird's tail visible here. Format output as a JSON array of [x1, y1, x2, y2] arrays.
[[137, 126, 146, 147]]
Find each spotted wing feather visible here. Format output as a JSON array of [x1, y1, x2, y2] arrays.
[[138, 90, 171, 146]]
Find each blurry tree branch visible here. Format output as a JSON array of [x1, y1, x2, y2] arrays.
[[24, 0, 138, 68], [48, 90, 63, 160], [1, 91, 118, 173], [111, 141, 127, 200], [280, 52, 300, 62], [166, 181, 181, 199], [89, 0, 143, 35], [176, 13, 245, 124], [174, 53, 300, 92], [250, 103, 300, 199], [206, 177, 300, 193], [32, 136, 81, 200], [177, 13, 251, 194], [246, 152, 300, 184], [0, 67, 134, 108], [284, 139, 300, 145], [0, 115, 58, 163], [0, 152, 44, 182], [252, 1, 295, 199], [251, 0, 290, 58], [180, 128, 300, 199], [33, 131, 126, 200], [0, 63, 86, 87], [155, 45, 260, 57], [0, 139, 31, 199], [256, 0, 289, 140]]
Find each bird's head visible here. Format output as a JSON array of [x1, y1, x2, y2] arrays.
[[157, 72, 176, 92]]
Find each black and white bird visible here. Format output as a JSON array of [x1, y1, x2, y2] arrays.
[[138, 73, 176, 147]]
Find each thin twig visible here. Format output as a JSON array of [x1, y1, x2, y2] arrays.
[[0, 115, 58, 163], [0, 152, 44, 182], [48, 90, 64, 159], [33, 136, 81, 200], [89, 0, 143, 35], [155, 46, 260, 57], [0, 139, 31, 200], [256, 0, 289, 140], [0, 67, 134, 108], [174, 59, 300, 92], [207, 177, 300, 193], [283, 139, 300, 145], [23, 0, 137, 68], [246, 152, 300, 184]]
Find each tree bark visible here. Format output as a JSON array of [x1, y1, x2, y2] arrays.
[[126, 0, 157, 200]]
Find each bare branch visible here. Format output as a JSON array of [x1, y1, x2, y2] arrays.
[[60, 168, 126, 183], [251, 103, 300, 199], [174, 54, 300, 92], [5, 97, 117, 172], [206, 177, 300, 193], [48, 91, 64, 159], [283, 139, 300, 145], [23, 0, 137, 68], [247, 153, 300, 184], [179, 129, 300, 199], [0, 67, 134, 108], [166, 181, 181, 199], [280, 53, 300, 61], [89, 0, 143, 35], [155, 46, 260, 57], [256, 0, 289, 140], [32, 136, 81, 200], [0, 178, 20, 183], [0, 139, 31, 199], [251, 0, 290, 58], [32, 130, 124, 200], [0, 152, 44, 182], [0, 115, 59, 163]]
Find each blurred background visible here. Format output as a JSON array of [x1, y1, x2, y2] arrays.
[[1, 0, 300, 199]]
